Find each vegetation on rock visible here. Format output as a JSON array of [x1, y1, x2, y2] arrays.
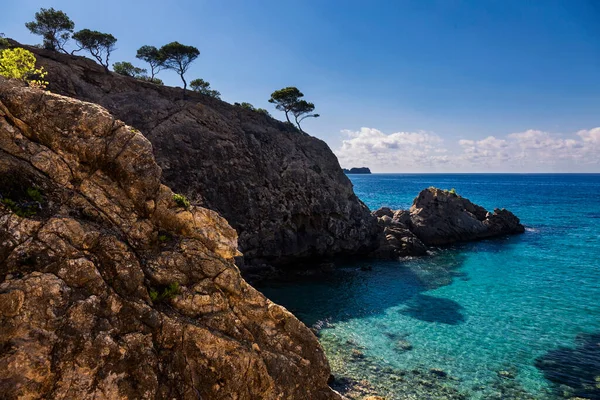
[[0, 47, 48, 88], [269, 86, 319, 131], [172, 193, 190, 209], [72, 29, 117, 71], [149, 282, 180, 302], [25, 7, 74, 52], [0, 33, 9, 48], [0, 187, 44, 218], [113, 61, 147, 78], [235, 102, 271, 116], [19, 8, 322, 129], [190, 78, 221, 99], [135, 45, 165, 79], [159, 41, 200, 96]]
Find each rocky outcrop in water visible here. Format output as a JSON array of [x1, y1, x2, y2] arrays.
[[372, 188, 524, 257], [343, 167, 371, 174], [370, 208, 427, 258], [0, 78, 340, 399], [19, 44, 379, 272]]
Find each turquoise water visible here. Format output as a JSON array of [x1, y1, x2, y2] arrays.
[[259, 174, 600, 399]]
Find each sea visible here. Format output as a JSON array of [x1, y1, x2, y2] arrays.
[[258, 174, 600, 399]]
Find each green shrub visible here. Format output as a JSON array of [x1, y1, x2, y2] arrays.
[[0, 47, 48, 88], [0, 187, 44, 218], [172, 193, 190, 209], [149, 289, 159, 302], [1, 197, 36, 217], [26, 187, 43, 202], [449, 188, 457, 195], [149, 282, 180, 303]]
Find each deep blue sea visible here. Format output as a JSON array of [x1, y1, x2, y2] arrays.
[[259, 174, 600, 399]]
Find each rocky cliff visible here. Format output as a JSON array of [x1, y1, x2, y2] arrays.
[[373, 188, 524, 257], [0, 77, 340, 399], [21, 45, 379, 271]]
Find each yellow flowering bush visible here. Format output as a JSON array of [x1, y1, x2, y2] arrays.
[[0, 47, 48, 88]]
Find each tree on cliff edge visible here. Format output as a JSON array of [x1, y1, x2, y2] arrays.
[[72, 29, 117, 72], [136, 45, 165, 80], [25, 8, 74, 53], [190, 78, 220, 99], [113, 61, 147, 78], [291, 100, 319, 132], [269, 87, 319, 131], [159, 42, 199, 98]]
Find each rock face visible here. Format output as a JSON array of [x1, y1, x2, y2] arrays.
[[22, 45, 379, 270], [0, 78, 340, 399], [372, 188, 524, 257]]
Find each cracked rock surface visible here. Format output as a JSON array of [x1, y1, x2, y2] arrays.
[[0, 78, 340, 400]]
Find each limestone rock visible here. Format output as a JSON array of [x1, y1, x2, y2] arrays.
[[371, 188, 524, 256], [409, 188, 525, 245], [0, 78, 340, 400]]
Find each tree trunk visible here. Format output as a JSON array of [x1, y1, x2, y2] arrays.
[[181, 73, 187, 99], [294, 115, 303, 132], [284, 111, 291, 124]]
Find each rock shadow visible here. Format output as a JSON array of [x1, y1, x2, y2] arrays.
[[256, 250, 470, 327], [399, 294, 466, 325], [535, 331, 600, 399]]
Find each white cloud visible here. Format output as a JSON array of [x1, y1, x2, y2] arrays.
[[335, 127, 600, 172], [335, 128, 450, 172]]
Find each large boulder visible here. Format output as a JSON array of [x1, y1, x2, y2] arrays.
[[0, 78, 340, 400], [371, 210, 427, 258], [21, 44, 380, 271], [371, 188, 524, 256], [409, 187, 525, 245]]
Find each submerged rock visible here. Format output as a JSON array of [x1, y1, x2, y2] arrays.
[[535, 332, 600, 399], [0, 78, 340, 399], [395, 339, 414, 352]]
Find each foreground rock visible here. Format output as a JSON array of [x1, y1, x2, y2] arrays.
[[0, 78, 340, 399], [372, 188, 524, 257], [21, 44, 379, 271]]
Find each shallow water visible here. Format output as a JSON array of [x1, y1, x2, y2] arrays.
[[259, 174, 600, 399]]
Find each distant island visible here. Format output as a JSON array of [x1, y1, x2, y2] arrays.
[[343, 167, 372, 174]]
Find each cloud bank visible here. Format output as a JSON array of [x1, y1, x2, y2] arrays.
[[335, 127, 600, 172]]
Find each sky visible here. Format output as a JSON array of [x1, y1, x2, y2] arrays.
[[2, 0, 600, 172]]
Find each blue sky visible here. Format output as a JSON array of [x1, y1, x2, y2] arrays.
[[3, 0, 600, 172]]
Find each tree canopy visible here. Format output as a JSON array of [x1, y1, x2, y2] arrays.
[[25, 8, 74, 53], [189, 78, 220, 99], [135, 45, 165, 79], [159, 42, 199, 95], [268, 87, 319, 131], [291, 100, 319, 131], [0, 47, 48, 88], [73, 29, 117, 71], [113, 61, 147, 78]]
